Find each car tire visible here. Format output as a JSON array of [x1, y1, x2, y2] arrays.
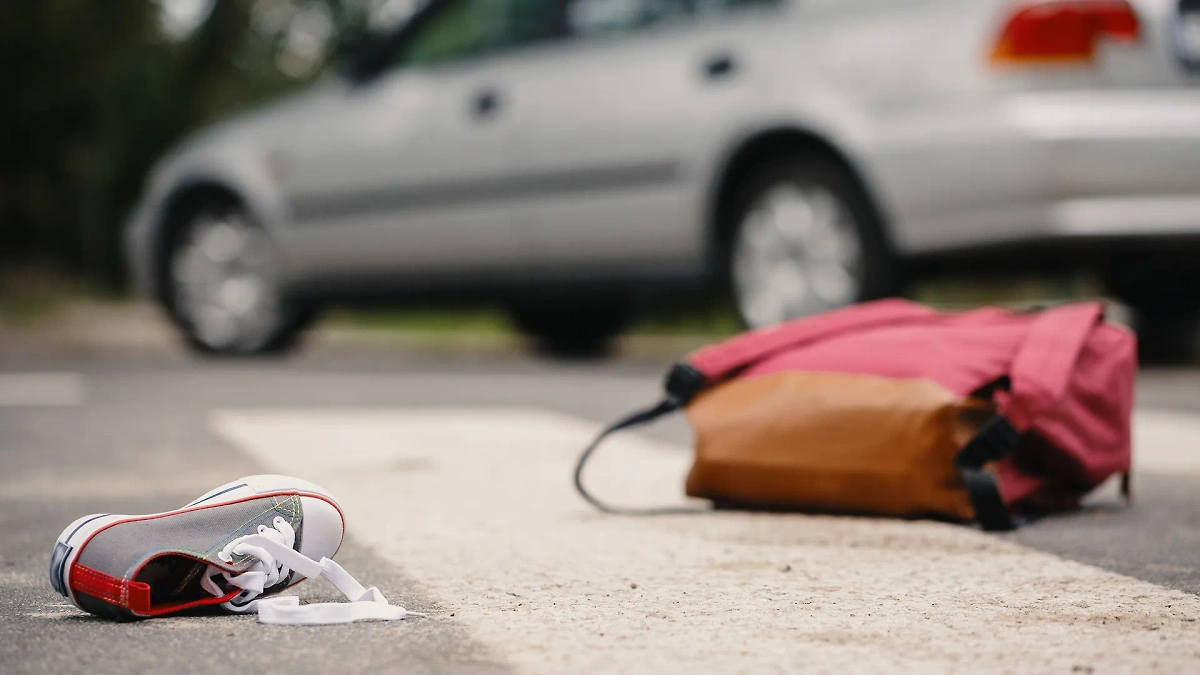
[[1107, 265, 1200, 364], [162, 194, 315, 357], [509, 297, 632, 358], [1129, 312, 1199, 365], [724, 156, 898, 328]]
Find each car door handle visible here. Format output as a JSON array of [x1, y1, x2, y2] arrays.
[[702, 53, 738, 81], [471, 88, 502, 120]]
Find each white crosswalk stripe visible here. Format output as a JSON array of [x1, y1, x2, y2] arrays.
[[1134, 410, 1200, 475], [213, 408, 1200, 673]]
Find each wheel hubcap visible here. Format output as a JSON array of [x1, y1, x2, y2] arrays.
[[732, 185, 864, 328], [170, 212, 283, 352]]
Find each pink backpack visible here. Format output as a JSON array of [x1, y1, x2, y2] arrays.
[[576, 300, 1136, 530]]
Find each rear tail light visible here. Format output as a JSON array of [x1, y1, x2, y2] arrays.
[[990, 0, 1141, 66]]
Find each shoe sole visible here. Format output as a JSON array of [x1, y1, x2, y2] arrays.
[[51, 474, 343, 612]]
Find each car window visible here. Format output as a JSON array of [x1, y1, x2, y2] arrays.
[[564, 0, 779, 38], [565, 0, 690, 38], [395, 0, 565, 67], [694, 0, 781, 13]]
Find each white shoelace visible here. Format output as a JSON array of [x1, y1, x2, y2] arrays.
[[199, 516, 424, 625]]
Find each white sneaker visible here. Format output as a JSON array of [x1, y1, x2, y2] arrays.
[[50, 474, 417, 624]]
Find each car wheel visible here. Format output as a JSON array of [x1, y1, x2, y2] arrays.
[[726, 157, 897, 328], [1107, 265, 1200, 364], [509, 298, 632, 358], [164, 196, 314, 356], [1129, 312, 1199, 365]]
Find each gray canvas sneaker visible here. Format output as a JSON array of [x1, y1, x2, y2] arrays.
[[49, 474, 415, 624]]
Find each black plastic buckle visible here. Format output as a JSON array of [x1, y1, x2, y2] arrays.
[[955, 414, 1020, 469], [664, 362, 707, 406]]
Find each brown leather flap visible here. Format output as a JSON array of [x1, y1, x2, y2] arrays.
[[684, 371, 989, 521]]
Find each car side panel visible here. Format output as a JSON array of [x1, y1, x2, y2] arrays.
[[502, 8, 801, 269]]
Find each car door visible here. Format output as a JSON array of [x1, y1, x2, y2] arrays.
[[502, 0, 769, 271], [278, 0, 560, 281]]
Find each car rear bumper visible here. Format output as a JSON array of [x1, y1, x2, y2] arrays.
[[874, 90, 1200, 255], [1049, 195, 1200, 237]]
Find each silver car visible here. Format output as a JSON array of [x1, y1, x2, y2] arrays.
[[125, 0, 1200, 355]]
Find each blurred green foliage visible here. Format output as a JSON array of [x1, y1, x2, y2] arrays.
[[0, 0, 374, 287]]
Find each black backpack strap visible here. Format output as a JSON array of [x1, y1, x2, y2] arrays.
[[954, 414, 1021, 531], [574, 363, 709, 515]]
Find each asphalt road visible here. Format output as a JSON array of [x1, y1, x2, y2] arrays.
[[1, 350, 1198, 673]]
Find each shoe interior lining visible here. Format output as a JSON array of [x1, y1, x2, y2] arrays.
[[134, 554, 218, 607]]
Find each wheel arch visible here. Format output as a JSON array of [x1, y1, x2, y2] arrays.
[[151, 180, 248, 308], [705, 126, 896, 274], [149, 177, 315, 355]]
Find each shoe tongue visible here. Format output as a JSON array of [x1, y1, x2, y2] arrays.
[[221, 552, 261, 572]]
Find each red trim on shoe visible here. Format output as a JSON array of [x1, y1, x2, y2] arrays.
[[69, 562, 152, 613], [69, 561, 240, 615], [135, 591, 240, 617]]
